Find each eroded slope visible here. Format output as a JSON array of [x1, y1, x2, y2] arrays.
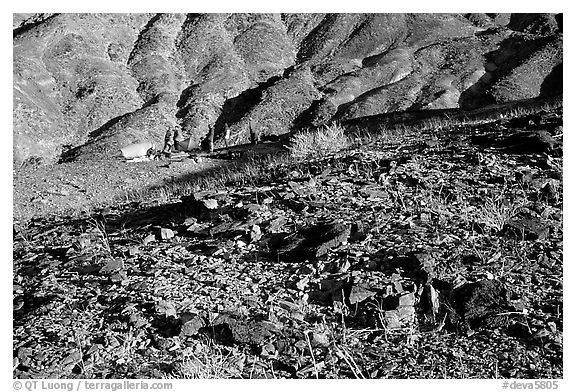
[[13, 13, 562, 167]]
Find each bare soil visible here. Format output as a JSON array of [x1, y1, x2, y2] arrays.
[[13, 155, 223, 224]]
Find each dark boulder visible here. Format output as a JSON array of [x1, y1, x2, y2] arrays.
[[448, 279, 512, 331], [275, 221, 352, 261]]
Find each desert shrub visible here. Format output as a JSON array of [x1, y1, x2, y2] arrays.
[[176, 339, 245, 379], [288, 123, 350, 159], [476, 194, 523, 232]]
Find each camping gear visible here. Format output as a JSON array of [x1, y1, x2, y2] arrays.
[[175, 137, 195, 152], [121, 142, 155, 159]]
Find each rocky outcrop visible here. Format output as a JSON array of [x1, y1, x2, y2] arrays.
[[13, 13, 562, 167]]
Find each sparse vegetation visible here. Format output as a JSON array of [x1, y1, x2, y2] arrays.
[[288, 124, 350, 160], [477, 193, 523, 233], [13, 12, 563, 381], [120, 125, 351, 205], [176, 339, 245, 379], [13, 107, 562, 379]]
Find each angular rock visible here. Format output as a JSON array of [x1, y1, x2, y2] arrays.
[[75, 263, 102, 275], [422, 283, 440, 321], [383, 305, 415, 329], [60, 349, 82, 369], [107, 335, 121, 348], [110, 271, 128, 283], [100, 258, 124, 274], [243, 203, 262, 213], [128, 246, 141, 256], [448, 279, 512, 330], [267, 216, 288, 233], [156, 300, 177, 318], [262, 342, 276, 356], [209, 221, 239, 237], [539, 180, 560, 203], [276, 300, 305, 321], [295, 276, 310, 291], [393, 252, 436, 283], [186, 222, 208, 235], [324, 258, 352, 273], [180, 314, 206, 337], [206, 314, 278, 346], [249, 224, 262, 242], [398, 292, 415, 307], [143, 233, 156, 244], [181, 195, 221, 219], [538, 253, 556, 269], [202, 199, 219, 210], [159, 228, 175, 240], [360, 186, 388, 200], [17, 347, 32, 365], [183, 217, 198, 226], [128, 312, 149, 329], [514, 170, 534, 185], [451, 275, 469, 289], [308, 276, 350, 305], [348, 285, 376, 305], [276, 221, 352, 261], [503, 217, 550, 240]]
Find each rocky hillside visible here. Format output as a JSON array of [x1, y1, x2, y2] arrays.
[[13, 13, 562, 167], [13, 106, 563, 379]]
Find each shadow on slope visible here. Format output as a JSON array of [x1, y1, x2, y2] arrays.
[[211, 74, 284, 137], [459, 34, 558, 109]]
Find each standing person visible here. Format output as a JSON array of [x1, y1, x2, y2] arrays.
[[206, 126, 214, 153], [224, 123, 231, 148], [162, 124, 182, 155], [200, 126, 215, 153], [249, 116, 260, 145]]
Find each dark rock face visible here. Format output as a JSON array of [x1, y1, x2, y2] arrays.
[[13, 13, 563, 166], [508, 13, 561, 35]]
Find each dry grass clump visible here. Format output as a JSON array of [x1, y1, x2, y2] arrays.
[[176, 339, 245, 379], [476, 193, 524, 232], [288, 124, 350, 159]]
